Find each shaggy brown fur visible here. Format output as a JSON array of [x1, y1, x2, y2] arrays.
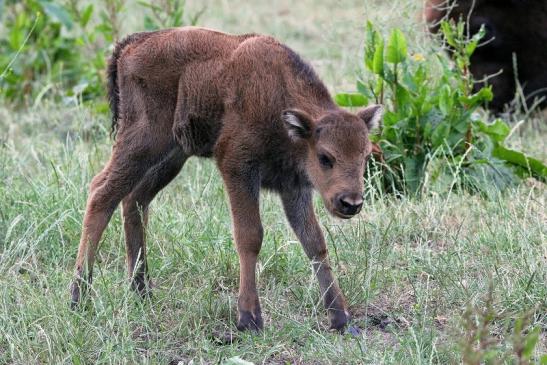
[[70, 26, 383, 332], [425, 0, 547, 111]]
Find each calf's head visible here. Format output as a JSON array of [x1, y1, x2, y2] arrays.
[[282, 105, 383, 219]]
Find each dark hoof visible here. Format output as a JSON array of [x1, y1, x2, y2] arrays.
[[329, 309, 351, 332], [70, 277, 87, 309], [236, 310, 263, 331]]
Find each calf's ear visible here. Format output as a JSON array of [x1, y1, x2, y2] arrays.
[[282, 109, 314, 140], [357, 104, 383, 131]]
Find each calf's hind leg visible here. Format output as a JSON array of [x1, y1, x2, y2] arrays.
[[280, 187, 350, 331], [70, 129, 176, 308], [122, 146, 188, 295]]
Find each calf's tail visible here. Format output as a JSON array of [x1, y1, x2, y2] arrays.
[[107, 32, 154, 137]]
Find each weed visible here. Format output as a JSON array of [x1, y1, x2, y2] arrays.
[[0, 0, 203, 108], [336, 21, 546, 195]]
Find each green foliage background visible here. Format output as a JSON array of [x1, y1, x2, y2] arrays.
[[0, 0, 200, 109]]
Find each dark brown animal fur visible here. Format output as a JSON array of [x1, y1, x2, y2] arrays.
[[70, 27, 383, 332], [425, 0, 547, 111]]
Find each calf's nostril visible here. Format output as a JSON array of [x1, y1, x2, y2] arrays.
[[338, 195, 363, 215], [339, 197, 350, 208], [352, 197, 364, 208]]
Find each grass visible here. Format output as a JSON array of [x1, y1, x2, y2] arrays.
[[1, 0, 546, 364]]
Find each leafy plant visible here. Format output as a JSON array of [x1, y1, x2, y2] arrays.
[[0, 0, 117, 106], [337, 21, 547, 195], [0, 0, 203, 107]]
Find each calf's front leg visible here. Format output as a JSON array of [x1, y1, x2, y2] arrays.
[[281, 187, 350, 331], [220, 166, 264, 331]]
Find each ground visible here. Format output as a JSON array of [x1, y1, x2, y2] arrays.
[[0, 0, 545, 364]]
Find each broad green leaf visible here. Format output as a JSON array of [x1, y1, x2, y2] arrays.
[[364, 21, 378, 71], [38, 1, 73, 30], [402, 66, 418, 92], [403, 156, 425, 194], [476, 119, 510, 142], [369, 133, 380, 143], [335, 93, 368, 107], [439, 84, 453, 115], [493, 145, 547, 180], [373, 40, 384, 76], [457, 21, 465, 39], [75, 36, 85, 46], [465, 40, 478, 58], [8, 24, 23, 50], [459, 86, 493, 107], [356, 79, 373, 98], [464, 158, 519, 193], [395, 85, 410, 113], [466, 25, 486, 57], [80, 4, 93, 27], [440, 21, 457, 48], [365, 22, 384, 75], [386, 29, 407, 64], [421, 108, 444, 139], [382, 126, 398, 142], [382, 111, 400, 127]]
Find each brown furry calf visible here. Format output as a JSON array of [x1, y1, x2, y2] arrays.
[[70, 26, 383, 332]]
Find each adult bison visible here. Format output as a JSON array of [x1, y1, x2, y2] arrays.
[[69, 27, 383, 332], [425, 0, 547, 111]]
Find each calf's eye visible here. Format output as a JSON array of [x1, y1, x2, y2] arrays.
[[318, 153, 334, 169]]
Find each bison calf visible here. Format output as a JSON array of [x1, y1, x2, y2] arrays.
[[70, 27, 383, 332]]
